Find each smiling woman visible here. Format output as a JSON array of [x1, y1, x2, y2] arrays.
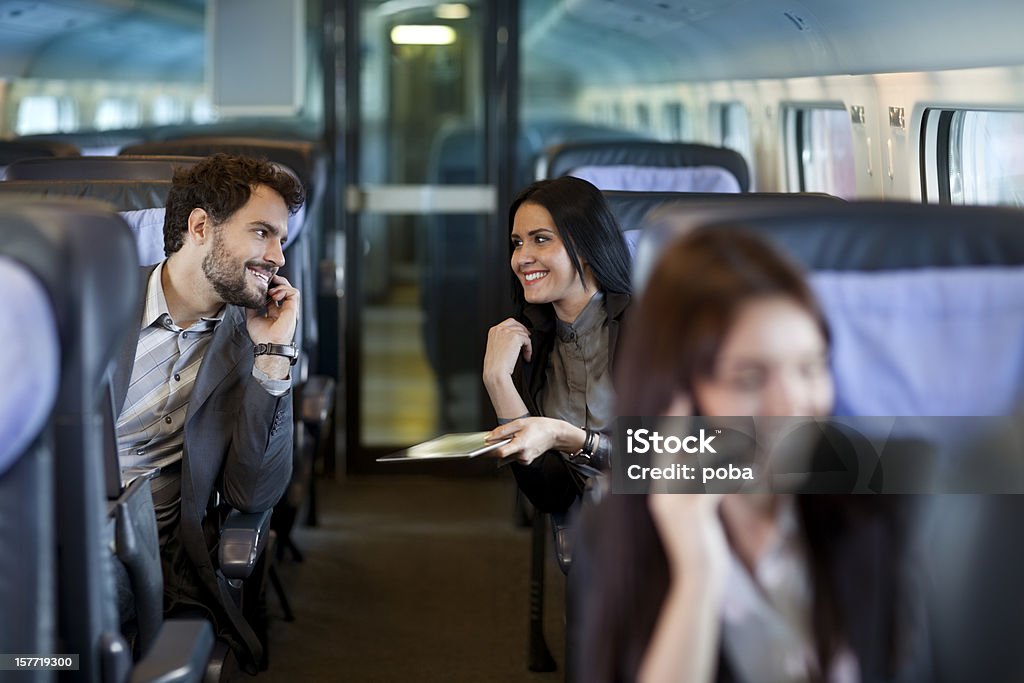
[[481, 175, 632, 514]]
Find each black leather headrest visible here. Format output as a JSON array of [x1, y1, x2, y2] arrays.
[[0, 180, 170, 211], [604, 190, 842, 233], [692, 201, 1024, 271], [121, 136, 324, 203], [0, 197, 139, 409], [545, 141, 750, 192], [4, 156, 202, 181], [0, 140, 80, 166]]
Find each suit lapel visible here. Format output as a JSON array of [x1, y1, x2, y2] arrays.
[[186, 305, 249, 422]]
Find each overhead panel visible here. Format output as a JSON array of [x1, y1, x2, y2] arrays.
[[209, 0, 306, 116]]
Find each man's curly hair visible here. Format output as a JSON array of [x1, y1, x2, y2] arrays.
[[163, 153, 305, 255]]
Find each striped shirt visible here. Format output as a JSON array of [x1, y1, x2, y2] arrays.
[[116, 262, 224, 476], [116, 263, 291, 534]]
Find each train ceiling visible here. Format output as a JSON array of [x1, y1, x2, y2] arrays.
[[1, 0, 1023, 83], [0, 0, 204, 81], [523, 0, 1024, 83]]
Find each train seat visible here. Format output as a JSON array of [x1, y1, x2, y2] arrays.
[[539, 140, 751, 192], [645, 201, 1024, 416], [0, 157, 309, 266], [149, 119, 323, 144], [0, 257, 60, 475], [0, 178, 174, 266], [17, 128, 165, 156], [0, 170, 290, 672], [0, 256, 61, 681], [3, 155, 203, 181], [0, 139, 80, 178], [121, 137, 325, 212], [603, 190, 843, 260], [0, 196, 213, 682]]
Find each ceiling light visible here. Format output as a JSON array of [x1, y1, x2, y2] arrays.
[[435, 3, 470, 20], [390, 24, 457, 45]]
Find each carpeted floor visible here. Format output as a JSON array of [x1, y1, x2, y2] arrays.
[[255, 474, 567, 682]]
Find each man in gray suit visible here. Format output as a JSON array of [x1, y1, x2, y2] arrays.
[[112, 153, 305, 667]]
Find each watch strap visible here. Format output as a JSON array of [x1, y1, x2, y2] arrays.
[[253, 342, 299, 366]]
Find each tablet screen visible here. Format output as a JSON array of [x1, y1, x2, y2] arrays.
[[376, 431, 512, 463]]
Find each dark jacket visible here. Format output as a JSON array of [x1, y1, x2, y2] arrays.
[[510, 291, 630, 514], [111, 265, 293, 663]]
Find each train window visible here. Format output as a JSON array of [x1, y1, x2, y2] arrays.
[[152, 95, 186, 125], [947, 110, 1024, 207], [713, 102, 755, 189], [190, 97, 217, 124], [788, 106, 856, 198], [15, 95, 77, 135], [94, 97, 141, 130], [635, 102, 651, 132], [611, 102, 624, 126], [662, 101, 687, 140]]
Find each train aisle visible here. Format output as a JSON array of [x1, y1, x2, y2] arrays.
[[257, 474, 567, 682]]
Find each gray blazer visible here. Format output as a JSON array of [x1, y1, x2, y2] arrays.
[[111, 265, 293, 657]]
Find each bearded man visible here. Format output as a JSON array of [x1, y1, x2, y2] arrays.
[[111, 153, 304, 667]]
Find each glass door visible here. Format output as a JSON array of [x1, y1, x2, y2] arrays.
[[342, 1, 517, 469]]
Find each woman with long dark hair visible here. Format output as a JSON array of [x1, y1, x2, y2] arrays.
[[483, 175, 632, 513], [576, 228, 916, 683]]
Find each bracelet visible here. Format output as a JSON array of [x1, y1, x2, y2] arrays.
[[568, 427, 597, 465]]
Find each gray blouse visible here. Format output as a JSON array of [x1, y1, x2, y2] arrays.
[[539, 291, 614, 469]]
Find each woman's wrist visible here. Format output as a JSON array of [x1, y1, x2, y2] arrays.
[[556, 421, 587, 454], [483, 369, 514, 391]]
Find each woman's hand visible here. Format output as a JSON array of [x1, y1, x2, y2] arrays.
[[485, 417, 580, 465], [638, 493, 730, 683], [648, 493, 729, 583], [483, 318, 532, 386]]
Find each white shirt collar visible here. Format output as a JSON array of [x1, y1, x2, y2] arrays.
[[143, 261, 224, 331]]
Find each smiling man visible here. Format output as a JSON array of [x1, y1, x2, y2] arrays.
[[111, 153, 304, 667]]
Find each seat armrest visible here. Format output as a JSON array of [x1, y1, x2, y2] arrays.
[[129, 619, 213, 683], [299, 374, 335, 426], [219, 508, 273, 580]]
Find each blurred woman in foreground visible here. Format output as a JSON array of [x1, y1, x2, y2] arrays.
[[576, 228, 919, 683]]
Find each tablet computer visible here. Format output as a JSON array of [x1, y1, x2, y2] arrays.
[[376, 431, 512, 463]]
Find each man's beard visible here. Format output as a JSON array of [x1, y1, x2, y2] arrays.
[[201, 231, 271, 309]]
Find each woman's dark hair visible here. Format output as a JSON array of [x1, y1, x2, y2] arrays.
[[163, 153, 305, 255], [578, 228, 909, 682], [616, 227, 829, 417], [507, 176, 632, 311]]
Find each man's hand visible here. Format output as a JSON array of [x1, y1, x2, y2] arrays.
[[248, 274, 299, 380], [247, 273, 300, 344]]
